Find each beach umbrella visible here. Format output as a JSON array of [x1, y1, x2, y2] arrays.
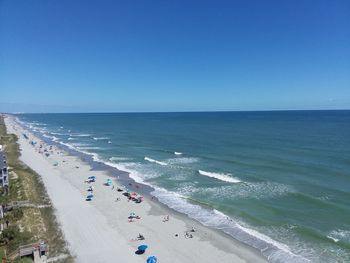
[[88, 176, 96, 179], [87, 194, 94, 198], [138, 245, 148, 251], [147, 256, 157, 263]]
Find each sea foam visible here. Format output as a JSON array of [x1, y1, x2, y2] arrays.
[[93, 137, 110, 140], [149, 186, 308, 263], [166, 157, 199, 165], [327, 229, 350, 243], [198, 170, 241, 183], [71, 134, 91, 137], [144, 157, 168, 166]]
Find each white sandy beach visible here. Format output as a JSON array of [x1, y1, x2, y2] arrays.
[[5, 115, 267, 263]]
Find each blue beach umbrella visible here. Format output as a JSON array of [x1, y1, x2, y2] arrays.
[[147, 256, 157, 263], [138, 245, 148, 251], [88, 176, 96, 179], [87, 194, 94, 199]]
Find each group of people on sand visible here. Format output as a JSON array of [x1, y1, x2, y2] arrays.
[[175, 226, 196, 239], [185, 227, 196, 238], [26, 133, 62, 158]]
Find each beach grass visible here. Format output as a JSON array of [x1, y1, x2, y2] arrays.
[[0, 116, 73, 261]]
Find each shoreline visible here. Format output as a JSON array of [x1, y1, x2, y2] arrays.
[[5, 115, 267, 263]]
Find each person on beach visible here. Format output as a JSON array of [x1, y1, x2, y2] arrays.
[[185, 232, 193, 238]]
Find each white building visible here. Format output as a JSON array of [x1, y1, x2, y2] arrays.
[[0, 147, 8, 187]]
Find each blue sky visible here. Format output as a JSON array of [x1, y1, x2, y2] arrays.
[[1, 0, 349, 112]]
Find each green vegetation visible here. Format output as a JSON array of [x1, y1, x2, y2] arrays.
[[0, 247, 5, 261], [0, 116, 73, 262], [15, 257, 33, 263]]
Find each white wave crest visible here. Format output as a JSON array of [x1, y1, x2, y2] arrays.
[[174, 152, 183, 155], [198, 170, 241, 183], [213, 209, 227, 217], [327, 235, 339, 243], [166, 157, 199, 165], [57, 141, 78, 151], [71, 143, 90, 147], [52, 136, 59, 142], [111, 163, 154, 186], [71, 134, 91, 137], [144, 157, 167, 166], [93, 137, 109, 140], [50, 132, 69, 135], [150, 187, 307, 263], [59, 141, 102, 163], [42, 134, 52, 139], [327, 229, 350, 243]]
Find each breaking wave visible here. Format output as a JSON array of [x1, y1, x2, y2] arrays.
[[70, 133, 91, 137], [198, 170, 241, 183], [149, 187, 308, 263], [144, 157, 168, 166], [93, 137, 110, 140]]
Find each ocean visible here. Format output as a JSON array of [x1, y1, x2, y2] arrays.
[[15, 111, 350, 263]]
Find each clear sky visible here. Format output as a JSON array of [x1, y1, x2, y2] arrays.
[[1, 0, 349, 113]]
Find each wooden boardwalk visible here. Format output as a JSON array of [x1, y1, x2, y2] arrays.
[[18, 242, 48, 262]]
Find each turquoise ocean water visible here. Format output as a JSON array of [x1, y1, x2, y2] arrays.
[[16, 111, 350, 262]]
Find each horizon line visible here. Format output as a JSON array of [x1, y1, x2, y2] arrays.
[[2, 108, 350, 115]]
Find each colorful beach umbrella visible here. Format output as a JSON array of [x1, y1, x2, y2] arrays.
[[138, 245, 148, 251], [147, 256, 157, 263]]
